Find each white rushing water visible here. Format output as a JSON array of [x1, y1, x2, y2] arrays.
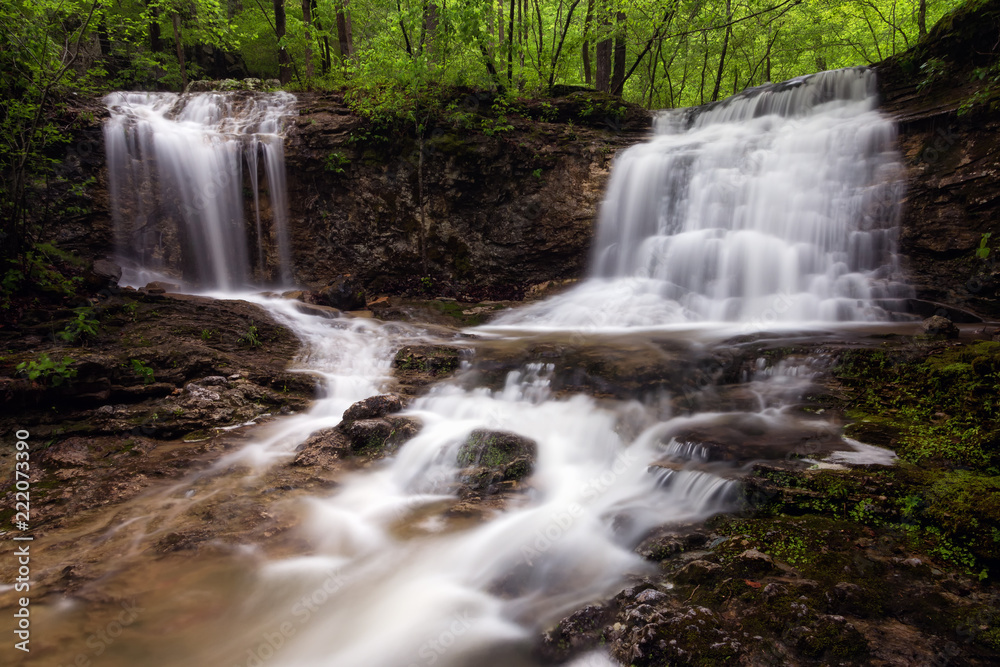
[[254, 365, 741, 667], [104, 91, 296, 289], [491, 68, 912, 330], [93, 70, 908, 667]]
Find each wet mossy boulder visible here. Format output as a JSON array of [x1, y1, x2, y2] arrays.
[[332, 392, 419, 458], [457, 429, 537, 493], [342, 393, 403, 421], [339, 416, 421, 456], [393, 345, 461, 375]]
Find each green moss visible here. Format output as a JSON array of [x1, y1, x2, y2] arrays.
[[458, 435, 515, 467], [835, 342, 1000, 471], [425, 299, 488, 326], [739, 463, 1000, 576]]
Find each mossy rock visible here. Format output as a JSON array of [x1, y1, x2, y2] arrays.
[[339, 416, 421, 457], [457, 429, 537, 492], [790, 614, 869, 660], [457, 429, 536, 468], [393, 345, 461, 374]]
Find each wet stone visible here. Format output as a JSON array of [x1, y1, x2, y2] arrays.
[[342, 393, 404, 421], [457, 429, 537, 493], [921, 315, 959, 337], [339, 416, 421, 456], [673, 559, 723, 585]]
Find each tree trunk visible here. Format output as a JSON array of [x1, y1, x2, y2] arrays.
[[97, 18, 112, 58], [710, 0, 731, 103], [596, 40, 611, 91], [582, 0, 594, 85], [172, 13, 187, 90], [918, 0, 927, 39], [302, 0, 313, 81], [549, 0, 583, 89], [337, 0, 354, 60], [424, 2, 439, 63], [595, 11, 611, 92], [610, 11, 625, 96], [498, 0, 504, 50], [273, 0, 291, 84], [508, 0, 515, 82], [313, 0, 332, 73], [147, 0, 163, 52]]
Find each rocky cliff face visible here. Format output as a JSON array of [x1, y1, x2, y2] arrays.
[[876, 0, 1000, 318], [51, 91, 649, 300], [40, 3, 1000, 314], [283, 92, 650, 298]]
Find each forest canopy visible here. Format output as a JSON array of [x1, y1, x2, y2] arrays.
[[2, 0, 962, 108]]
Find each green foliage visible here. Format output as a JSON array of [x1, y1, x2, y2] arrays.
[[57, 307, 100, 344], [2, 246, 84, 309], [130, 358, 155, 385], [123, 301, 139, 321], [200, 328, 215, 341], [238, 323, 262, 348], [959, 64, 1000, 114], [917, 57, 949, 91], [16, 353, 77, 386], [977, 232, 993, 259], [324, 151, 351, 173], [481, 97, 515, 136]]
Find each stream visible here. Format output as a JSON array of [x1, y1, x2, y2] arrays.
[[17, 67, 912, 667]]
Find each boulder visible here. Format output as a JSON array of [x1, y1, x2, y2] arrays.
[[293, 427, 350, 467], [921, 315, 959, 338], [457, 429, 537, 493], [311, 276, 366, 311], [673, 559, 723, 585], [89, 259, 122, 289], [339, 416, 421, 456], [342, 393, 403, 421], [731, 548, 777, 577]]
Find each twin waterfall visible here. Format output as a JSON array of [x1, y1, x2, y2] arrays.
[[103, 91, 296, 289], [91, 69, 910, 667]]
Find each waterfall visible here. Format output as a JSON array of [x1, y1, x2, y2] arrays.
[[103, 91, 296, 290], [60, 71, 908, 667], [495, 68, 913, 329]]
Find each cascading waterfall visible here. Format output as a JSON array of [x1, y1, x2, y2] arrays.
[[66, 71, 905, 667], [493, 68, 913, 329], [103, 91, 296, 289]]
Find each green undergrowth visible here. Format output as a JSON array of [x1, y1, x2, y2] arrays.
[[342, 81, 633, 147], [2, 243, 86, 313], [835, 341, 1000, 472]]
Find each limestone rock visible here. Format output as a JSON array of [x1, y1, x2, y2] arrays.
[[921, 315, 959, 337]]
